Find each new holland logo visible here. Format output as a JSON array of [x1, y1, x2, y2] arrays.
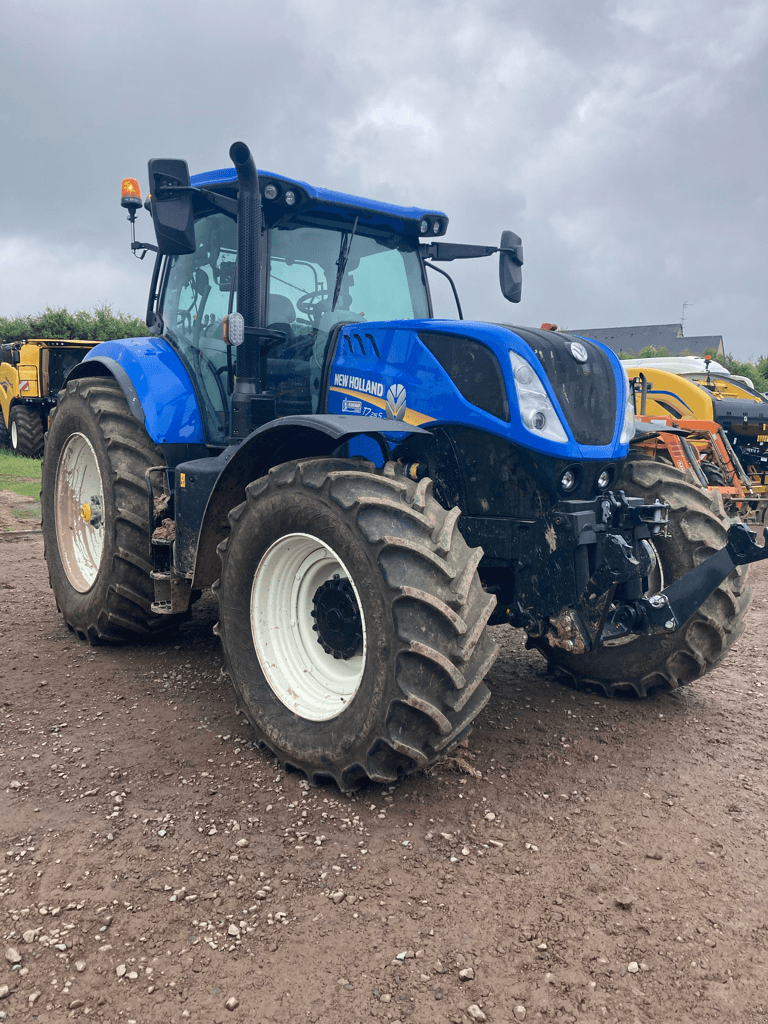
[[386, 383, 407, 420]]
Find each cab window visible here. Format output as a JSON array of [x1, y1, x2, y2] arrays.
[[160, 212, 236, 444]]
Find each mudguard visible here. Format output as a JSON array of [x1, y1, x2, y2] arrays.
[[179, 414, 428, 588], [67, 337, 205, 445]]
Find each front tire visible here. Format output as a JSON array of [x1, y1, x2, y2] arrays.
[[41, 376, 186, 643], [215, 459, 498, 790], [10, 405, 44, 458], [531, 459, 752, 696]]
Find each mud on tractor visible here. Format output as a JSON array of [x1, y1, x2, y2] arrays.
[[41, 143, 768, 790]]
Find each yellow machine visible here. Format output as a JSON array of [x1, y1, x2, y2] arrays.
[[624, 364, 768, 476], [625, 366, 768, 513], [0, 339, 98, 457]]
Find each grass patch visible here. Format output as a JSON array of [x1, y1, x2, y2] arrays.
[[11, 506, 40, 521], [0, 449, 42, 499]]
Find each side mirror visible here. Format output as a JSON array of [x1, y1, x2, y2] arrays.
[[499, 230, 523, 303], [147, 158, 196, 255]]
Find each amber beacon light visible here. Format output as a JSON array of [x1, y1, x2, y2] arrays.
[[120, 178, 142, 218]]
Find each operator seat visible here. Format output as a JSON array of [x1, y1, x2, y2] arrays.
[[265, 293, 312, 415], [267, 293, 296, 346]]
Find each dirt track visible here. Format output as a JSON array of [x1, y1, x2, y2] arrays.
[[1, 530, 767, 1024]]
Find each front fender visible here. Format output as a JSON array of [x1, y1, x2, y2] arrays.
[[180, 414, 428, 588], [67, 337, 204, 444]]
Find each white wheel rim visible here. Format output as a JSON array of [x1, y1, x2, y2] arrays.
[[250, 533, 367, 721], [10, 418, 17, 449], [54, 432, 105, 593]]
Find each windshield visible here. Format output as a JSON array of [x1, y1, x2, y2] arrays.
[[267, 225, 429, 411]]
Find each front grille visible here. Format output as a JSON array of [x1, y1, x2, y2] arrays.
[[502, 326, 617, 446]]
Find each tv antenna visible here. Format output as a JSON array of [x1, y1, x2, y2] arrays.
[[680, 300, 693, 333]]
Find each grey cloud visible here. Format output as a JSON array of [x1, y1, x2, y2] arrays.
[[1, 0, 765, 355]]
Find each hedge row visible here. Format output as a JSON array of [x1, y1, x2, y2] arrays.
[[0, 305, 147, 344]]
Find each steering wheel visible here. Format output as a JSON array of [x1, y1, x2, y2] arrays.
[[297, 289, 330, 320]]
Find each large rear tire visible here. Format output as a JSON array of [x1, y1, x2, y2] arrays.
[[531, 459, 751, 696], [10, 405, 44, 458], [215, 458, 498, 790], [41, 377, 186, 643]]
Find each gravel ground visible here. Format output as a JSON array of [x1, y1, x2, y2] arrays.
[[1, 531, 767, 1024]]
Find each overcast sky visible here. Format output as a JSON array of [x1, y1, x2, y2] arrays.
[[1, 0, 766, 357]]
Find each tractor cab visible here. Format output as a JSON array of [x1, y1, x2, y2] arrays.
[[157, 205, 430, 444], [121, 148, 522, 448]]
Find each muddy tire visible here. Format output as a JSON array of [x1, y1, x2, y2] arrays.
[[215, 458, 497, 790], [10, 405, 45, 458], [531, 458, 752, 696], [41, 377, 186, 643], [700, 462, 727, 488]]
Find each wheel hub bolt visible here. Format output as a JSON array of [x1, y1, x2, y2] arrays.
[[311, 574, 363, 660]]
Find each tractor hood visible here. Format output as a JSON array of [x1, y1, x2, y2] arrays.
[[324, 319, 631, 463]]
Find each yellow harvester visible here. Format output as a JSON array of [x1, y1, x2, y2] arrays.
[[0, 339, 98, 457]]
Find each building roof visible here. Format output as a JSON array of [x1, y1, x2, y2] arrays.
[[570, 324, 724, 357], [679, 335, 725, 355]]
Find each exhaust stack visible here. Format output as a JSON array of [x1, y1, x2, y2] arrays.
[[229, 141, 275, 439]]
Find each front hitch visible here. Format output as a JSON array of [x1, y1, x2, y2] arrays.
[[601, 522, 768, 641]]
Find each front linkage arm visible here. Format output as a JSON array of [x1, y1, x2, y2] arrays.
[[601, 522, 768, 642], [514, 491, 767, 653]]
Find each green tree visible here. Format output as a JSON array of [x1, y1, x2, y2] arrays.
[[634, 346, 670, 359], [0, 304, 147, 344], [721, 353, 768, 394]]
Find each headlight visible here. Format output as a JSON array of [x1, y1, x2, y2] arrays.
[[620, 386, 635, 443], [509, 351, 569, 444]]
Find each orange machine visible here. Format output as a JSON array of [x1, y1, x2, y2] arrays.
[[628, 370, 768, 522]]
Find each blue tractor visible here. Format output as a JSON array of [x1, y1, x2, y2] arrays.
[[41, 142, 766, 789]]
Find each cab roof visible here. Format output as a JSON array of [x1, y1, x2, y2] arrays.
[[190, 166, 447, 239]]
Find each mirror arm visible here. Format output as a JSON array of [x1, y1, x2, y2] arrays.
[[196, 188, 238, 217], [420, 242, 523, 264], [421, 242, 497, 262], [152, 185, 237, 218], [131, 241, 159, 254], [499, 245, 523, 266]]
